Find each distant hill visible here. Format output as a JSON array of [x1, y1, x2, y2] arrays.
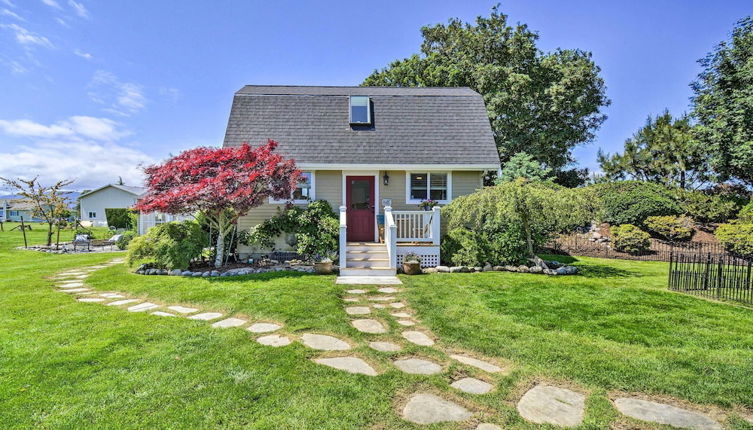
[[1, 192, 81, 208]]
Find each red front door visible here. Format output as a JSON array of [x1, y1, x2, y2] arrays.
[[346, 176, 375, 242]]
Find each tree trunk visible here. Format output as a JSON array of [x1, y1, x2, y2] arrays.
[[46, 222, 54, 246], [214, 228, 225, 268]]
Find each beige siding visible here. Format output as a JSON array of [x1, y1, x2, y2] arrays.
[[379, 170, 410, 210], [452, 171, 483, 199], [315, 170, 342, 208]]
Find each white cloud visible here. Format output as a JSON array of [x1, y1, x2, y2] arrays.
[[2, 0, 16, 7], [0, 141, 153, 190], [1, 23, 53, 48], [67, 0, 87, 18], [1, 8, 23, 20], [55, 17, 69, 27], [73, 48, 91, 59], [88, 70, 146, 116], [0, 116, 128, 141], [41, 0, 61, 9]]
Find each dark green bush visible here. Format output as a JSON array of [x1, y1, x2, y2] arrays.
[[715, 222, 753, 258], [440, 228, 486, 266], [105, 208, 135, 229], [116, 231, 136, 250], [589, 181, 681, 226], [644, 215, 693, 241], [126, 220, 207, 270], [611, 224, 651, 254], [674, 189, 742, 224]]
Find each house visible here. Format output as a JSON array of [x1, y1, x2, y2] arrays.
[[223, 85, 500, 276], [78, 184, 146, 227], [0, 199, 45, 223]]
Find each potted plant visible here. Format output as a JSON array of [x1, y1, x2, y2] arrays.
[[418, 199, 439, 211], [314, 250, 337, 275], [402, 252, 422, 275]]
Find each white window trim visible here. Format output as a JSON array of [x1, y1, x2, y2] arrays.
[[405, 171, 452, 205], [269, 171, 316, 205], [349, 96, 371, 124]]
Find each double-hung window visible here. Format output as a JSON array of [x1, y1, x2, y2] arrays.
[[88, 211, 96, 219], [271, 172, 314, 204], [407, 172, 451, 204]]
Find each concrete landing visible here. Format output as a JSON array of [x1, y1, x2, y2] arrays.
[[335, 276, 402, 285]]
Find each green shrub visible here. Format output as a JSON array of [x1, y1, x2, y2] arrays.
[[126, 220, 207, 270], [116, 231, 136, 250], [715, 222, 753, 258], [611, 224, 651, 254], [738, 201, 753, 223], [644, 215, 693, 241], [440, 228, 486, 266], [105, 208, 135, 229], [589, 181, 682, 226], [674, 189, 742, 224], [243, 200, 339, 260]]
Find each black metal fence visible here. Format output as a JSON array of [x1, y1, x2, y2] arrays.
[[668, 253, 753, 305]]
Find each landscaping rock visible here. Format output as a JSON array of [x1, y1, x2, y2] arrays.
[[368, 341, 401, 352], [482, 264, 493, 272], [613, 398, 722, 430], [517, 384, 585, 427], [450, 354, 504, 373], [451, 377, 493, 394], [493, 266, 505, 271], [313, 357, 378, 376], [529, 266, 543, 274], [256, 334, 291, 347], [182, 271, 192, 276], [517, 265, 530, 273], [192, 272, 203, 277], [344, 306, 370, 315], [167, 305, 198, 314], [393, 358, 442, 375], [211, 318, 247, 328], [210, 270, 220, 277], [201, 272, 210, 277], [450, 266, 463, 273], [422, 267, 437, 273], [401, 393, 472, 424], [473, 267, 482, 272], [505, 265, 518, 272], [402, 331, 435, 346], [247, 322, 282, 333], [351, 319, 387, 334], [170, 269, 182, 276], [436, 266, 450, 273], [188, 312, 223, 321], [300, 333, 350, 351]]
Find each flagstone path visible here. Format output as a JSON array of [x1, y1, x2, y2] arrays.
[[49, 259, 729, 429]]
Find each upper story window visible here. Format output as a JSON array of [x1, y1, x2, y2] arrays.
[[349, 96, 371, 124], [407, 172, 450, 204]]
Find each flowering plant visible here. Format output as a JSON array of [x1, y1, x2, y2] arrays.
[[418, 199, 439, 211]]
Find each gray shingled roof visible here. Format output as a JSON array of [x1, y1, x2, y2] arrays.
[[222, 86, 499, 167]]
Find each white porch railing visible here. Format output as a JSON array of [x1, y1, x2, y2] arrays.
[[384, 206, 397, 269], [138, 212, 193, 235], [339, 205, 347, 269], [392, 207, 440, 244]]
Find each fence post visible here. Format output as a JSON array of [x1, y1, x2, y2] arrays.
[[20, 216, 28, 248], [716, 255, 724, 299], [703, 252, 711, 291]]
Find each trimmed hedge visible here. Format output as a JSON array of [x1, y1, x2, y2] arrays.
[[644, 215, 693, 241], [589, 181, 682, 226], [716, 222, 753, 258], [611, 224, 651, 254]]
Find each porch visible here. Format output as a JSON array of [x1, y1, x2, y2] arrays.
[[339, 206, 441, 276]]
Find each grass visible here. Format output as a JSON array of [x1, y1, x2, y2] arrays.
[[1, 222, 752, 429]]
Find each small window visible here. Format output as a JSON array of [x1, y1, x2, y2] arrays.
[[9, 210, 19, 216], [155, 213, 166, 224], [88, 212, 96, 219], [350, 96, 371, 124], [408, 173, 450, 203], [292, 172, 312, 201]]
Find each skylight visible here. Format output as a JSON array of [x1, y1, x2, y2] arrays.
[[349, 96, 371, 124]]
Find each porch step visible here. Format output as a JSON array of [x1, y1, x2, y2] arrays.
[[347, 242, 388, 252], [346, 258, 389, 268], [340, 267, 396, 277]]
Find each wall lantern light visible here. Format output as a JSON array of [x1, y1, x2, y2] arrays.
[[383, 172, 389, 186]]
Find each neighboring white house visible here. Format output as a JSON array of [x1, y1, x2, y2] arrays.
[[78, 184, 146, 227]]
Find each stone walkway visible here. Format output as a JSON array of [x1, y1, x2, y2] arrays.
[[50, 260, 730, 429]]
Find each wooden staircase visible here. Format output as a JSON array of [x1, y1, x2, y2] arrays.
[[340, 242, 396, 276]]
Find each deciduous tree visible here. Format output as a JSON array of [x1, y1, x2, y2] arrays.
[[0, 176, 73, 246], [135, 140, 300, 268]]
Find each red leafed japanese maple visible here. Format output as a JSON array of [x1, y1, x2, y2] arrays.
[[136, 140, 300, 267]]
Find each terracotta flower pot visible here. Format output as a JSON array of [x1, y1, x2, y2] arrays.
[[314, 261, 333, 275], [402, 261, 422, 275]]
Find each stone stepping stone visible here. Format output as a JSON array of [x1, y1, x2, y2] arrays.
[[301, 333, 350, 351], [372, 304, 387, 309], [152, 311, 176, 317], [167, 305, 199, 314], [377, 287, 399, 294], [476, 424, 502, 430], [391, 312, 412, 318], [342, 297, 360, 302], [77, 297, 105, 303], [99, 293, 125, 299], [211, 317, 247, 328], [344, 306, 370, 315], [247, 322, 282, 333], [517, 384, 585, 428], [402, 393, 472, 424], [393, 358, 442, 375], [313, 356, 378, 376], [451, 377, 493, 394], [256, 334, 291, 347], [60, 288, 90, 293], [402, 331, 434, 346], [351, 319, 387, 334], [396, 319, 416, 326], [128, 302, 160, 312], [450, 354, 503, 373], [613, 398, 722, 430], [369, 341, 401, 352], [188, 312, 223, 321], [368, 296, 395, 302], [107, 299, 140, 306], [345, 289, 367, 294], [389, 302, 405, 309], [58, 282, 84, 288]]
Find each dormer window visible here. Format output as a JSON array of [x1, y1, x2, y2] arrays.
[[350, 96, 371, 124]]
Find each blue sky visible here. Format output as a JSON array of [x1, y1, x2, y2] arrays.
[[0, 0, 750, 190]]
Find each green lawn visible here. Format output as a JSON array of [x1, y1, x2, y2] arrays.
[[1, 223, 752, 429]]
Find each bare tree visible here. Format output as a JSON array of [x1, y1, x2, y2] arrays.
[[0, 176, 74, 246]]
